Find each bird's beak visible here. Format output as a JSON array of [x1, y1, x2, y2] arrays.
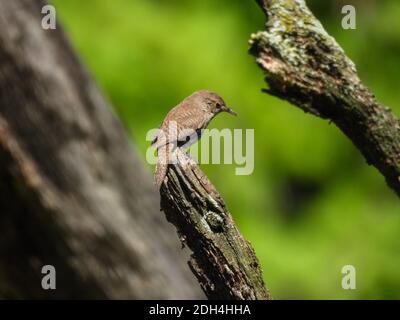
[[224, 106, 237, 116]]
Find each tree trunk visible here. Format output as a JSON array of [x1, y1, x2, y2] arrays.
[[0, 0, 201, 299]]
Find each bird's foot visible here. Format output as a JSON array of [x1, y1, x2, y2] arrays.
[[173, 148, 198, 167], [185, 151, 198, 165]]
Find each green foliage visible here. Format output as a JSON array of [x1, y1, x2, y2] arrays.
[[51, 0, 400, 299]]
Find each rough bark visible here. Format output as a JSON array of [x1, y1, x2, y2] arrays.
[[250, 0, 400, 196], [160, 149, 271, 300], [0, 0, 202, 299]]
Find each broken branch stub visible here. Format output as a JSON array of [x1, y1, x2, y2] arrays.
[[160, 149, 271, 300]]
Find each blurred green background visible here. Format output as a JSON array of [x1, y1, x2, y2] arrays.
[[50, 0, 400, 299]]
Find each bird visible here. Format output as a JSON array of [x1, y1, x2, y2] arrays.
[[152, 90, 237, 188]]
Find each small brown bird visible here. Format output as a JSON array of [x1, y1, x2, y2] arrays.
[[152, 90, 237, 187]]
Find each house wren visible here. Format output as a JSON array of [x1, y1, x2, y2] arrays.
[[152, 90, 237, 187]]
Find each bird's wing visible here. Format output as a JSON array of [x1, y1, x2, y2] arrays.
[[152, 103, 211, 149]]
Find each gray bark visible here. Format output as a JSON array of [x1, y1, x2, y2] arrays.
[[250, 0, 400, 196], [0, 0, 201, 299]]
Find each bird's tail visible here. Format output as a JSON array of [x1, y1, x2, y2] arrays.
[[154, 143, 170, 188]]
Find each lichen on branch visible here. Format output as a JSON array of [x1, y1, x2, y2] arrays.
[[250, 0, 400, 196]]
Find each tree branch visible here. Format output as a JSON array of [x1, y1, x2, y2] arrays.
[[250, 0, 400, 196], [160, 149, 271, 300]]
